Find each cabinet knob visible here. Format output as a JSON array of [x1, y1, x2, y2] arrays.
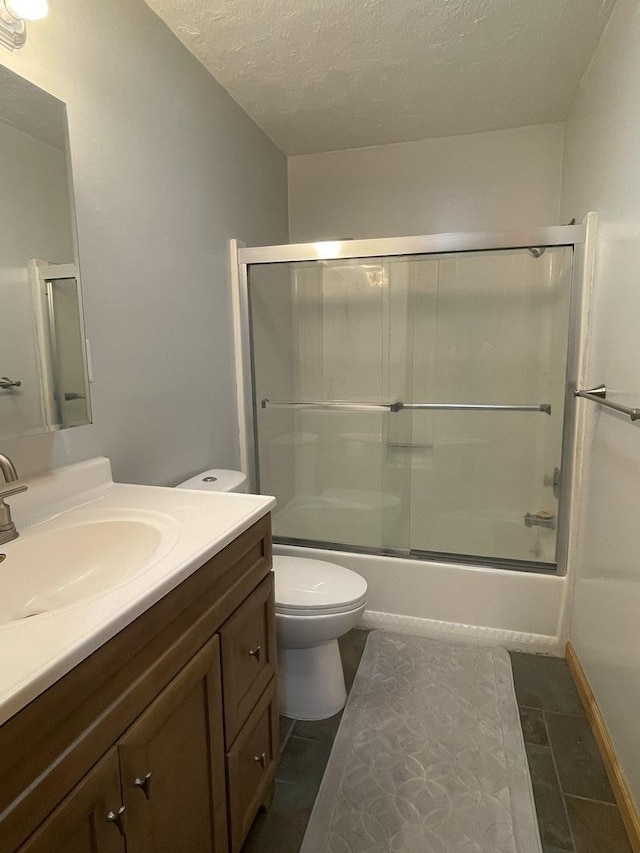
[[254, 752, 267, 769], [134, 770, 153, 800], [248, 645, 262, 663], [106, 805, 127, 836]]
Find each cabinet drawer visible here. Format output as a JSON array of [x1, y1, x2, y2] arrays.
[[226, 677, 278, 853], [220, 573, 276, 743]]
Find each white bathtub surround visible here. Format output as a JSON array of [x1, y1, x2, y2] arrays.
[[0, 457, 275, 725], [275, 544, 566, 654]]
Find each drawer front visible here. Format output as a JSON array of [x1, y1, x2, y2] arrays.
[[220, 573, 276, 744], [226, 677, 278, 853]]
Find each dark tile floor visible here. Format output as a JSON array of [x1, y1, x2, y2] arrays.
[[242, 634, 632, 853], [510, 651, 632, 853]]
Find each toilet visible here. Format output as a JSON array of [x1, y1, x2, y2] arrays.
[[175, 469, 368, 720]]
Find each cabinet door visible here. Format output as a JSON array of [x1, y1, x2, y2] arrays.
[[18, 750, 125, 853], [117, 637, 228, 853]]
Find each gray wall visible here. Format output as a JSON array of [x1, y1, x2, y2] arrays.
[[0, 0, 288, 485], [288, 124, 565, 242], [0, 120, 73, 438]]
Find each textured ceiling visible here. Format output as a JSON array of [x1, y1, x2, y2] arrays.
[[143, 0, 615, 155]]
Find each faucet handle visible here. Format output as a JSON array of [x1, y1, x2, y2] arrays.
[[0, 484, 27, 501]]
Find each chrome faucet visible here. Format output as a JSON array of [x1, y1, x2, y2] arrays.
[[0, 453, 27, 545]]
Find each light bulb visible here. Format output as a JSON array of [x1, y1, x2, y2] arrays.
[[5, 0, 48, 21]]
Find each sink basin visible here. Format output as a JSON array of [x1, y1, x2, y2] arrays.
[[0, 519, 170, 626]]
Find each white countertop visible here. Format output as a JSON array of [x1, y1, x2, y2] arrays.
[[0, 458, 275, 726]]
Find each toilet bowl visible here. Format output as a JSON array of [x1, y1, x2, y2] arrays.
[[175, 469, 368, 720], [274, 555, 367, 719]]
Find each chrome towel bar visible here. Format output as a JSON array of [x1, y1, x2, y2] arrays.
[[574, 384, 640, 422], [261, 399, 551, 414]]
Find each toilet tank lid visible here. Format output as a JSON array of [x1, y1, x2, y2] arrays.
[[175, 469, 247, 492], [272, 555, 367, 610]]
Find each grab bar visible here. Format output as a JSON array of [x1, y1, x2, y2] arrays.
[[574, 384, 640, 422], [262, 399, 551, 414]]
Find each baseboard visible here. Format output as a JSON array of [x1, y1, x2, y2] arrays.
[[566, 642, 640, 853], [359, 609, 563, 654]]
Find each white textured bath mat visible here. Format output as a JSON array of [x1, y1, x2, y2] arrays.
[[300, 631, 542, 853]]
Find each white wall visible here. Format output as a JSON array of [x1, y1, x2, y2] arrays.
[[560, 0, 640, 811], [0, 0, 287, 485], [288, 124, 565, 242]]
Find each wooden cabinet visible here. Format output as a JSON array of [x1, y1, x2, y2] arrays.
[[17, 751, 125, 853], [0, 516, 277, 853], [226, 677, 279, 853], [220, 573, 277, 743], [118, 639, 227, 853]]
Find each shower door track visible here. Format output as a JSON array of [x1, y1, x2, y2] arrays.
[[274, 536, 558, 576], [237, 224, 585, 265]]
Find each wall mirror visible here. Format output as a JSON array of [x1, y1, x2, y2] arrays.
[[0, 64, 91, 440]]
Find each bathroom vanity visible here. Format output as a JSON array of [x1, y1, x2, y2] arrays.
[[0, 460, 277, 853]]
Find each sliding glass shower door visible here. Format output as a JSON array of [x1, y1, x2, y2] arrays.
[[250, 257, 413, 553], [247, 243, 573, 570]]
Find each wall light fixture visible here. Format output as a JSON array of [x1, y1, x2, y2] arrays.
[[0, 0, 48, 51]]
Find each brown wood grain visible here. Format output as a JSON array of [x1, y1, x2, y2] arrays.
[[225, 676, 279, 853], [118, 638, 228, 853], [220, 573, 277, 744], [0, 515, 272, 852], [566, 641, 640, 853], [16, 749, 125, 853]]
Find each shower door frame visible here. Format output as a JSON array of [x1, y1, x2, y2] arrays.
[[233, 221, 589, 576]]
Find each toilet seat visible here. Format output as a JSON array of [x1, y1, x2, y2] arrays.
[[273, 555, 368, 616]]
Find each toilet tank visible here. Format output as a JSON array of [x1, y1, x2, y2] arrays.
[[175, 469, 248, 493]]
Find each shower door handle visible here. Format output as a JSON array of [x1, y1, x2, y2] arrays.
[[261, 399, 550, 414], [402, 402, 552, 414], [261, 399, 403, 412]]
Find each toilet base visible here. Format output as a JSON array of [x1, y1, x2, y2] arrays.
[[278, 640, 347, 720]]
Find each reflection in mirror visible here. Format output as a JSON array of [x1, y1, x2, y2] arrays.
[[0, 64, 91, 440]]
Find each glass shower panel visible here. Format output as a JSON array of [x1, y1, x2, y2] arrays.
[[248, 259, 412, 553], [406, 246, 572, 564], [247, 243, 573, 569]]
